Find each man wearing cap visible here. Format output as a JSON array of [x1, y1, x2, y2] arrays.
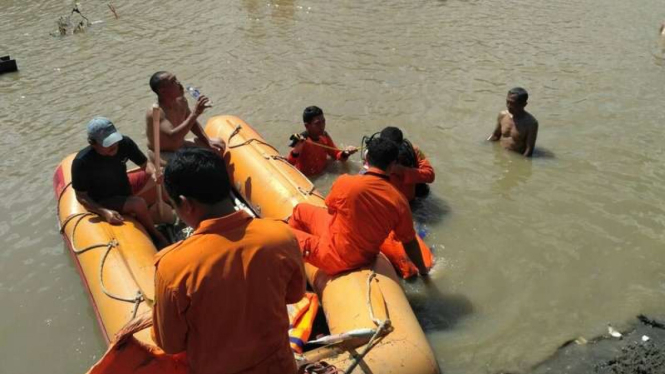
[[71, 117, 169, 248]]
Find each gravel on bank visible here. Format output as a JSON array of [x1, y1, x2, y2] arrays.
[[528, 315, 665, 374]]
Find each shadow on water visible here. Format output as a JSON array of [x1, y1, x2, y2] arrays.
[[405, 277, 474, 332], [410, 194, 451, 226], [532, 147, 556, 159]]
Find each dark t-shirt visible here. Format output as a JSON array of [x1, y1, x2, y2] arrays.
[[71, 136, 147, 201]]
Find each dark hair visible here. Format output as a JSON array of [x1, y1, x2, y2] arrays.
[[508, 87, 529, 104], [380, 126, 403, 144], [366, 137, 399, 170], [303, 106, 324, 124], [164, 148, 230, 205], [149, 71, 168, 94]]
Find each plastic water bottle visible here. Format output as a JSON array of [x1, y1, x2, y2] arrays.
[[186, 85, 213, 106]]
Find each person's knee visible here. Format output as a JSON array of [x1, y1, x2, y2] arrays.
[[123, 196, 148, 215]]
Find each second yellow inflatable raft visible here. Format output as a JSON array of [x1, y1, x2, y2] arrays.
[[206, 116, 440, 373]]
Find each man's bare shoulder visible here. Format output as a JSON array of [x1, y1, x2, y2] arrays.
[[498, 110, 510, 120], [522, 111, 539, 126], [146, 105, 165, 119]]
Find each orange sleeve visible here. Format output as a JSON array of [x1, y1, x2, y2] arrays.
[[152, 269, 189, 354], [323, 134, 345, 161], [402, 148, 435, 184], [393, 199, 416, 243], [285, 246, 307, 304]]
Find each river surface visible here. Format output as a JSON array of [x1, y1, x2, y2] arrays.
[[2, 1, 665, 373]]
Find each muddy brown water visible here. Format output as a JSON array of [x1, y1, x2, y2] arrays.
[[1, 1, 665, 373]]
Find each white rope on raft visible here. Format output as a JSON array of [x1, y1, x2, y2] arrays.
[[343, 271, 392, 374], [58, 182, 146, 319]]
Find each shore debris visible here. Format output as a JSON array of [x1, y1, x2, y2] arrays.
[[574, 336, 588, 345], [0, 56, 18, 74], [51, 2, 91, 37], [608, 324, 623, 339], [108, 3, 119, 19]]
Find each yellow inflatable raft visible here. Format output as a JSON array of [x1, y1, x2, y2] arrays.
[[53, 115, 439, 374], [54, 161, 156, 344], [206, 116, 440, 373]]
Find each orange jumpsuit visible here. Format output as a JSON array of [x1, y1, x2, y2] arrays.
[[152, 211, 306, 374], [289, 167, 416, 275], [287, 132, 348, 176], [389, 147, 435, 202]]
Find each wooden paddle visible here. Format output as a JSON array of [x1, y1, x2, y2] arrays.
[[150, 104, 175, 224]]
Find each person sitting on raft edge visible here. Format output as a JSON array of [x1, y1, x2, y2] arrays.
[[287, 105, 358, 176], [152, 147, 306, 374], [145, 71, 225, 166], [71, 117, 169, 248], [487, 87, 539, 157], [375, 126, 435, 202], [288, 137, 428, 276]]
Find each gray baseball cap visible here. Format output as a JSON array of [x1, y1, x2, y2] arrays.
[[87, 117, 123, 147]]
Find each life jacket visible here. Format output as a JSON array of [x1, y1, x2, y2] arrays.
[[288, 293, 319, 354]]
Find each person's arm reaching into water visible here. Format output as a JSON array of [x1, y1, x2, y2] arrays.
[[403, 238, 429, 275], [393, 198, 428, 274]]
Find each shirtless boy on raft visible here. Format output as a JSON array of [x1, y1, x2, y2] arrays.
[[145, 71, 225, 165], [487, 87, 539, 157]]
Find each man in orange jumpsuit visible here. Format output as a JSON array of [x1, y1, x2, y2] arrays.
[[288, 137, 428, 276], [152, 148, 306, 374], [287, 106, 358, 176], [377, 126, 435, 202]]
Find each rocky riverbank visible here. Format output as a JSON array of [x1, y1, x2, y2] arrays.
[[529, 315, 665, 374]]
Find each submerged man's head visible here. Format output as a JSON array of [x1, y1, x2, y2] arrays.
[[506, 87, 528, 115], [380, 126, 404, 144]]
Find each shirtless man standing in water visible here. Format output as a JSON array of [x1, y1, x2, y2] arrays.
[[146, 71, 225, 166], [488, 87, 539, 157]]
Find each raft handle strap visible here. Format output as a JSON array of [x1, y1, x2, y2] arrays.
[[226, 123, 281, 153], [99, 240, 145, 318]]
